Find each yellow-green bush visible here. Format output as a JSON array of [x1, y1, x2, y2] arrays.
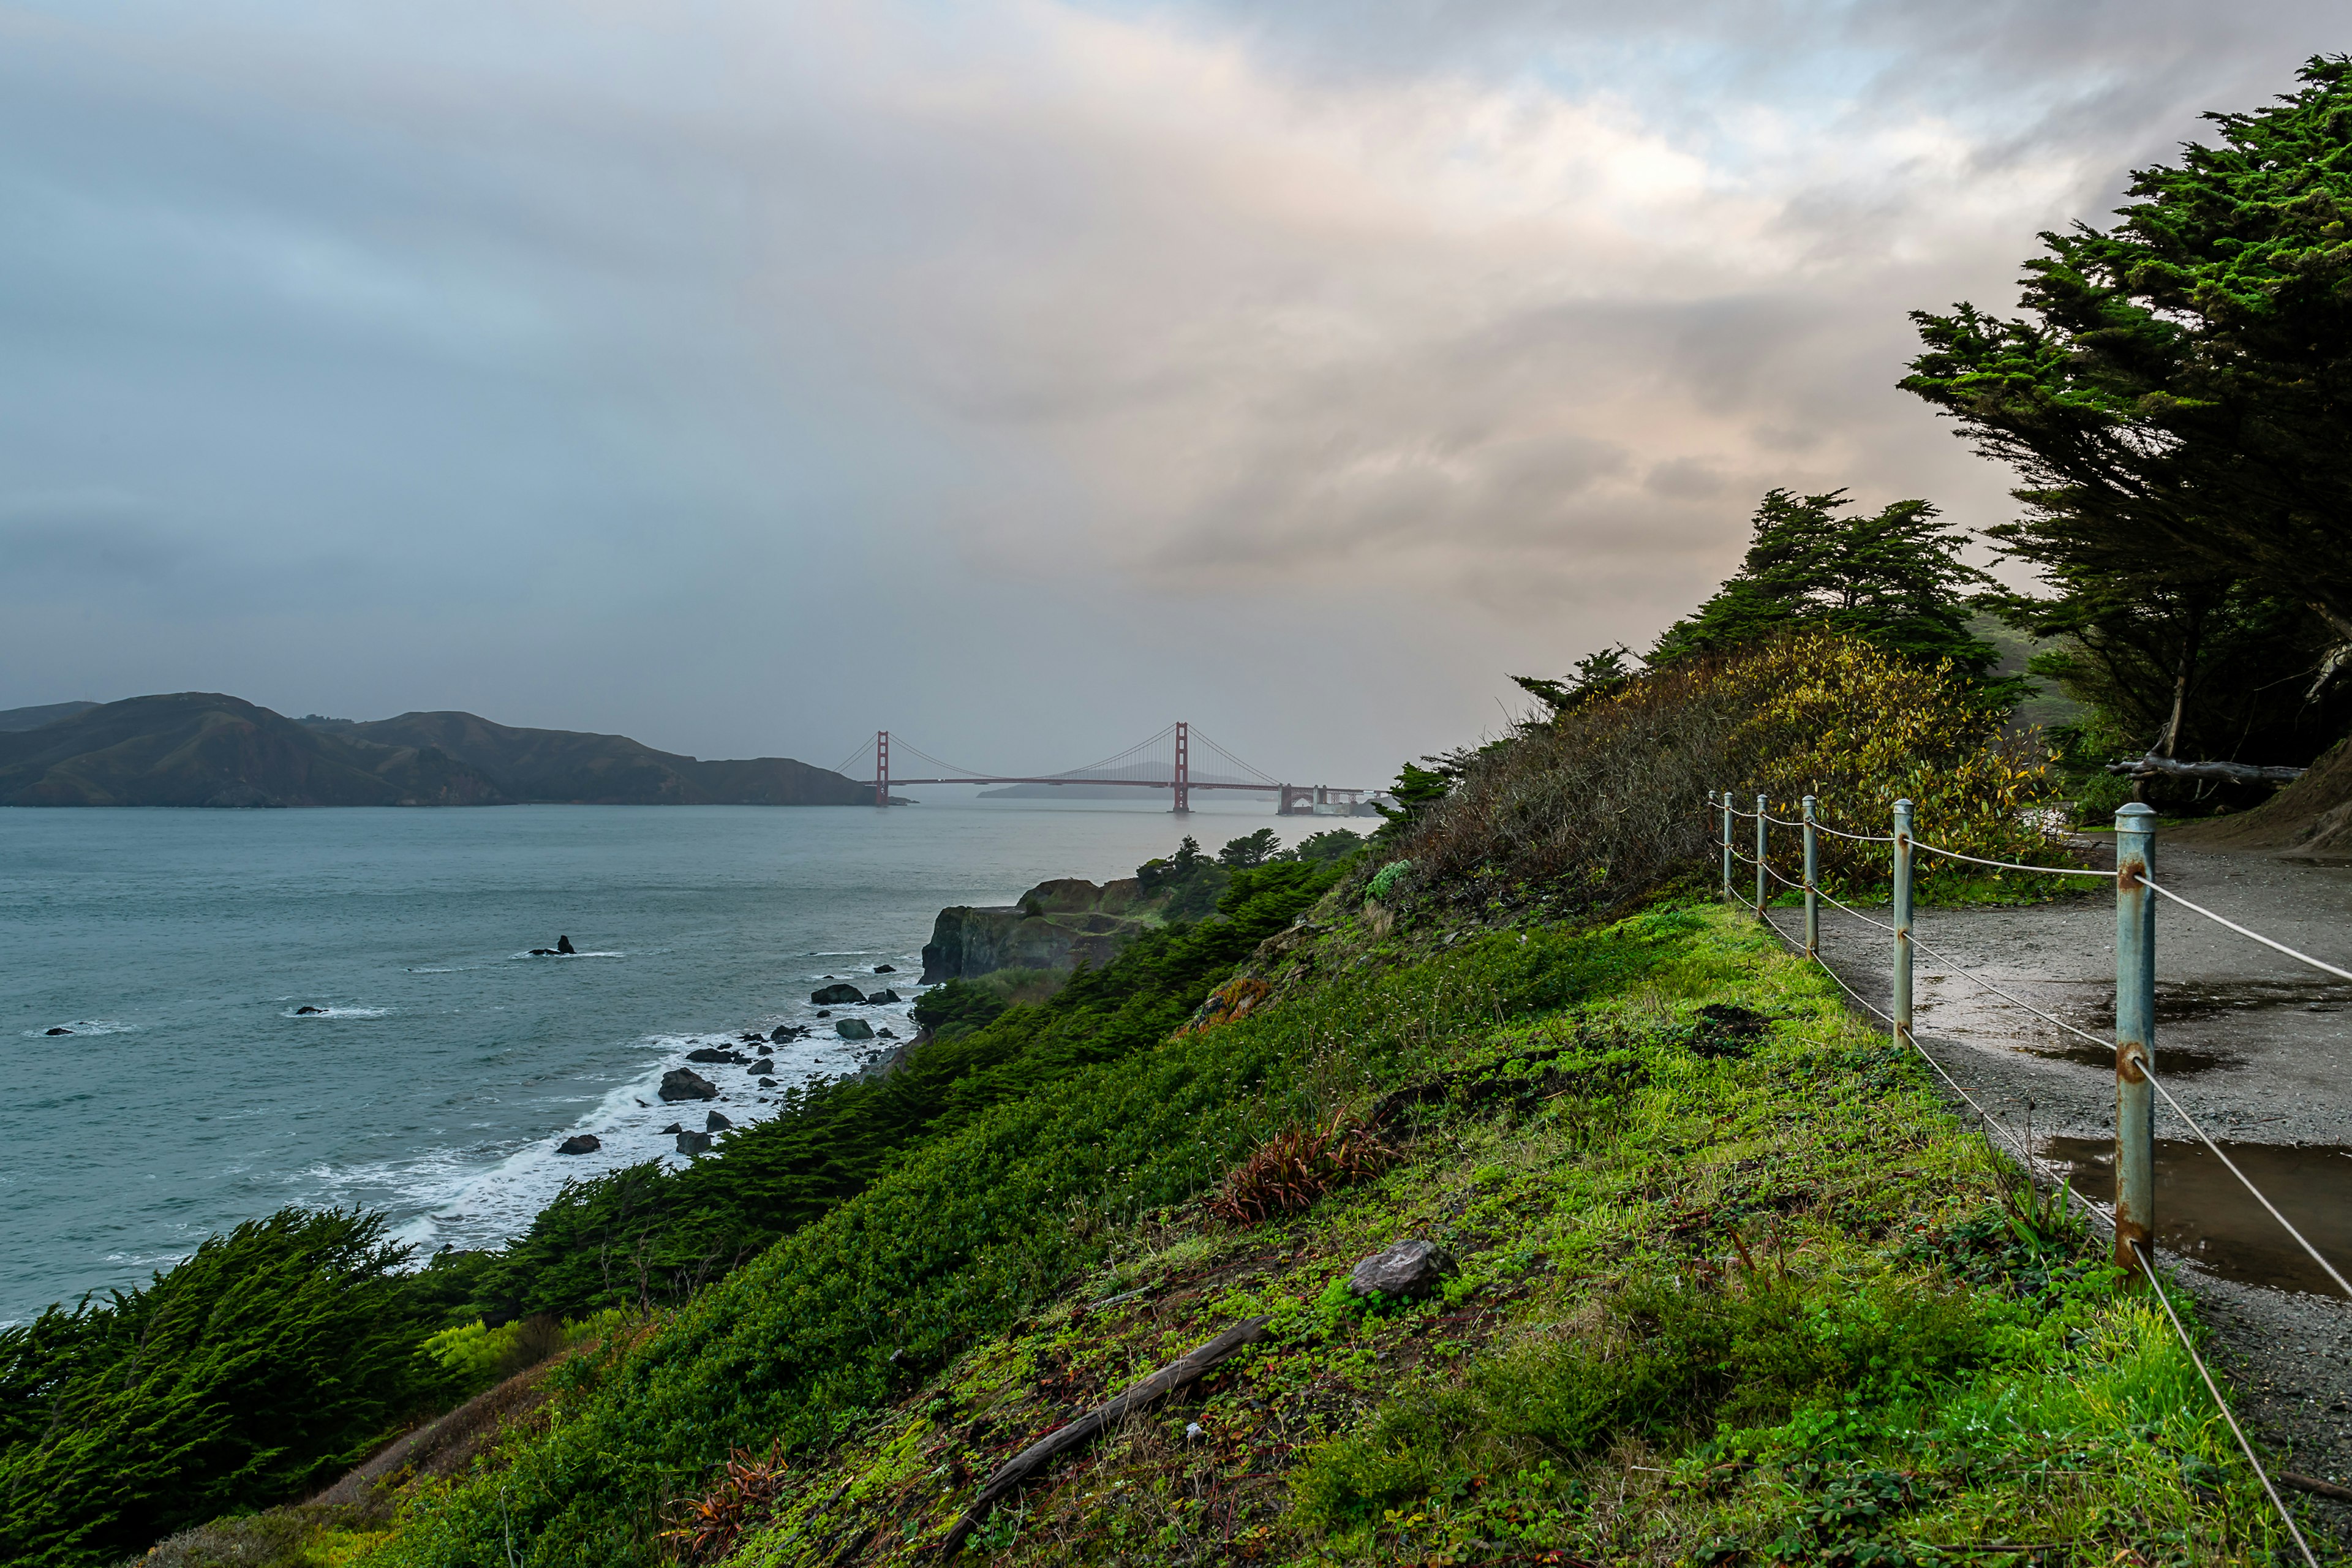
[[1405, 632, 2060, 909]]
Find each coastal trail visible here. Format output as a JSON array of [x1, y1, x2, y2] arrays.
[[1772, 839, 2352, 1494]]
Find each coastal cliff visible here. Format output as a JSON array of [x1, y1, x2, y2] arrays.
[[918, 876, 1154, 982]]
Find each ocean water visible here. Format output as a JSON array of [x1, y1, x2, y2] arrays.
[[0, 799, 1292, 1324]]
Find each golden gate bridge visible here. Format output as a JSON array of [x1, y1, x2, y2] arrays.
[[831, 722, 1368, 815]]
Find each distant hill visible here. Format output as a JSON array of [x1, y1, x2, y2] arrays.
[[0, 694, 509, 807], [315, 710, 870, 805], [0, 700, 100, 732], [0, 696, 869, 808]]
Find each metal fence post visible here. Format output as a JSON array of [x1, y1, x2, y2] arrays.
[[2115, 801, 2157, 1278], [1721, 791, 1733, 901], [1754, 794, 1768, 917], [1802, 795, 1819, 958], [1891, 799, 1914, 1047]]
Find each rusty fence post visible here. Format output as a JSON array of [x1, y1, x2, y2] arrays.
[[1891, 799, 1913, 1049], [2114, 801, 2157, 1277], [1802, 794, 1819, 958], [1721, 791, 1734, 902], [1755, 793, 1768, 918]]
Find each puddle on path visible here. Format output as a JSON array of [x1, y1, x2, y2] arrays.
[[2027, 1044, 2237, 1077], [2045, 1136, 2352, 1297], [2076, 980, 2352, 1029]]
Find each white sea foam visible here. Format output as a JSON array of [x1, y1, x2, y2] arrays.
[[377, 990, 925, 1258], [281, 1006, 391, 1019], [23, 1019, 138, 1038]]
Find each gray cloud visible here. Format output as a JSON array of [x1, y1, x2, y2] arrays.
[[0, 0, 2336, 782]]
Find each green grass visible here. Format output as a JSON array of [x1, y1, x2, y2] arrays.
[[359, 903, 2304, 1568]]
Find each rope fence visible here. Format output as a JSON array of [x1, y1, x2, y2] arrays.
[[1706, 786, 2352, 1553]]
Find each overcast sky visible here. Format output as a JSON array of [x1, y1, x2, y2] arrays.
[[0, 2, 2338, 785]]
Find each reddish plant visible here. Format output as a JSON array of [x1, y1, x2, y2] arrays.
[[1208, 1115, 1395, 1226], [662, 1440, 791, 1565]]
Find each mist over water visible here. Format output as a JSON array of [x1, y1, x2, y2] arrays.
[[0, 799, 1282, 1324]]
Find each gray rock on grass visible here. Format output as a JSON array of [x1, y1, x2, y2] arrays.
[[1347, 1239, 1455, 1301]]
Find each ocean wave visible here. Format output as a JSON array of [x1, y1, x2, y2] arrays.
[[376, 1022, 913, 1257], [281, 1005, 391, 1019], [24, 1019, 138, 1038], [508, 950, 625, 960]]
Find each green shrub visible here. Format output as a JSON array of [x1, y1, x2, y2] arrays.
[[0, 1209, 450, 1568]]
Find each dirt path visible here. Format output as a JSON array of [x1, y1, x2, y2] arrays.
[[1768, 840, 2352, 1494]]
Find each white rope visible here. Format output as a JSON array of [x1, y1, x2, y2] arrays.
[[2143, 879, 2352, 984], [1905, 935, 2113, 1052], [2140, 1066, 2352, 1302], [1814, 823, 1898, 843], [1757, 913, 2106, 1223], [1816, 887, 1898, 936], [1762, 861, 1804, 892], [2131, 1240, 2320, 1568], [1913, 842, 2117, 878]]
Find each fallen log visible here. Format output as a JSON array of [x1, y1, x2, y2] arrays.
[[2104, 753, 2305, 785], [941, 1316, 1270, 1553]]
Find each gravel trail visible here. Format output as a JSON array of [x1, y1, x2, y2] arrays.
[[1765, 839, 2352, 1498]]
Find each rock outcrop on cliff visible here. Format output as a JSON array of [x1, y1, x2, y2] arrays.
[[920, 877, 1154, 983]]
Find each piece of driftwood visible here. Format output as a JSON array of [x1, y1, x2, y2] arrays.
[[2282, 1469, 2352, 1504], [941, 1316, 1270, 1552], [2105, 753, 2305, 785]]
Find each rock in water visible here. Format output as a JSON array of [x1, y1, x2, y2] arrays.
[[530, 948, 557, 956], [1348, 1240, 1455, 1301], [705, 1110, 733, 1131], [811, 982, 866, 1006], [676, 1129, 713, 1155], [758, 1077, 777, 1087], [865, 989, 901, 1005], [748, 1058, 775, 1074], [556, 1134, 601, 1155], [295, 1005, 326, 1015], [686, 1046, 746, 1064], [815, 1009, 832, 1019], [879, 1028, 897, 1039], [872, 963, 896, 973], [658, 1068, 720, 1102], [44, 1026, 72, 1036], [660, 1122, 683, 1135], [557, 935, 576, 954], [835, 1017, 875, 1041]]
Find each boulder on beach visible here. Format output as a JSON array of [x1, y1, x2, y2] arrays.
[[676, 1129, 713, 1155], [658, 1068, 720, 1102], [44, 1026, 72, 1036], [706, 1110, 733, 1131], [872, 963, 896, 973], [556, 1134, 601, 1155], [865, 989, 900, 1005], [835, 1017, 875, 1041], [811, 982, 866, 1006]]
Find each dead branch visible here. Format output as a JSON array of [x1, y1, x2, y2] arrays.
[[2105, 753, 2305, 785], [939, 1316, 1269, 1553]]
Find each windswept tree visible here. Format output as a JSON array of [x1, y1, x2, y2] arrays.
[[1904, 55, 2352, 760], [1649, 488, 1997, 679]]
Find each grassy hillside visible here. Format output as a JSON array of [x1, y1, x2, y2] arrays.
[[342, 894, 2289, 1568], [0, 693, 507, 807]]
